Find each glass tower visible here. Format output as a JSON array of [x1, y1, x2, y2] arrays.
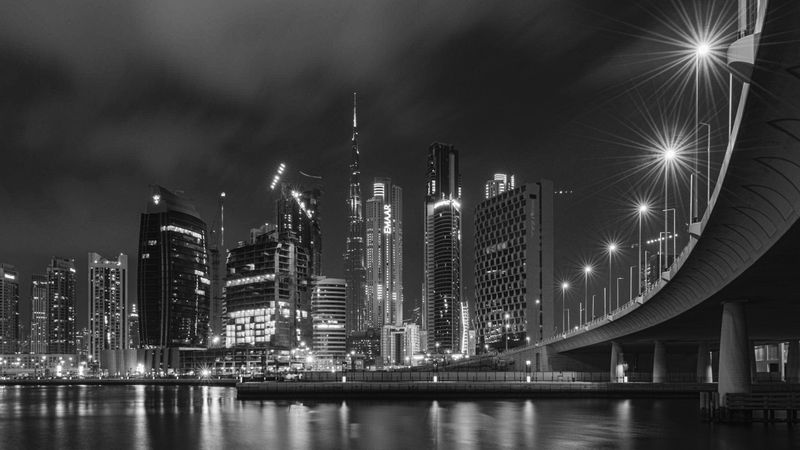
[[137, 186, 210, 348]]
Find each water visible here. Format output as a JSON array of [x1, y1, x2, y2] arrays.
[[0, 385, 795, 449]]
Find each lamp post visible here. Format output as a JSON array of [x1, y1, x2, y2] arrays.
[[628, 265, 635, 303], [607, 244, 617, 314], [637, 204, 648, 296], [699, 122, 711, 209], [560, 282, 569, 334], [616, 277, 623, 309], [583, 265, 592, 318], [662, 147, 676, 275], [526, 360, 532, 383], [663, 208, 677, 268], [693, 42, 710, 222]]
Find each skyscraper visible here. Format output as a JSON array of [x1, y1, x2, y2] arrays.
[[365, 177, 403, 329], [88, 252, 128, 363], [344, 92, 367, 337], [137, 186, 210, 348], [29, 274, 48, 354], [484, 173, 516, 199], [47, 257, 77, 354], [474, 177, 554, 349], [224, 224, 312, 349], [128, 303, 140, 349], [423, 143, 465, 353], [311, 277, 347, 364], [276, 186, 322, 277], [208, 192, 226, 344], [0, 264, 20, 354]]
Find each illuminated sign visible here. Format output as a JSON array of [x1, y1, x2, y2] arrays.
[[383, 205, 392, 234]]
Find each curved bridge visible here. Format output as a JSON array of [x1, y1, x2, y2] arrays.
[[508, 0, 800, 395]]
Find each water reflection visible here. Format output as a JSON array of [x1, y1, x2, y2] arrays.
[[0, 386, 795, 449]]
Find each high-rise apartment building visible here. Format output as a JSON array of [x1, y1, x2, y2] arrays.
[[224, 224, 312, 350], [47, 257, 77, 354], [365, 177, 403, 329], [88, 252, 128, 363], [344, 93, 367, 337], [29, 274, 48, 353], [311, 277, 347, 363], [474, 177, 554, 349], [0, 264, 20, 354], [423, 143, 465, 353], [137, 186, 210, 348]]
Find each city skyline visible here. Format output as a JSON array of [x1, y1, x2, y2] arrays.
[[0, 1, 724, 335]]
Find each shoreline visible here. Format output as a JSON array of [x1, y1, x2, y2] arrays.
[[236, 381, 717, 400]]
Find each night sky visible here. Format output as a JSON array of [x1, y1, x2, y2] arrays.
[[0, 1, 735, 331]]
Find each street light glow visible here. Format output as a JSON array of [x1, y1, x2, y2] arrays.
[[696, 42, 710, 57], [664, 147, 677, 161], [584, 265, 592, 274], [608, 243, 618, 252], [561, 282, 569, 290], [638, 204, 648, 213]]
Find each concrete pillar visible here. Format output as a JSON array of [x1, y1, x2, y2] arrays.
[[779, 343, 786, 381], [786, 340, 800, 383], [718, 302, 751, 405], [652, 340, 667, 383], [610, 341, 623, 382], [696, 343, 713, 383]]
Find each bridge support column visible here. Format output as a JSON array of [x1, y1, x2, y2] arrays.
[[696, 343, 713, 383], [610, 341, 624, 382], [652, 340, 667, 383], [718, 302, 751, 406], [786, 340, 800, 383]]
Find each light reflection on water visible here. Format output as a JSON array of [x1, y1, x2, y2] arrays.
[[0, 385, 795, 449]]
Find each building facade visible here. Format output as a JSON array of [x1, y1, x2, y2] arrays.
[[88, 252, 128, 364], [423, 143, 465, 353], [474, 178, 554, 349], [344, 93, 367, 338], [29, 274, 48, 354], [365, 177, 403, 330], [224, 225, 312, 350], [311, 277, 347, 364], [0, 264, 20, 354], [48, 257, 76, 354], [137, 186, 210, 348]]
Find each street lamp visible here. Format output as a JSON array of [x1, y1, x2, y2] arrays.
[[637, 204, 648, 296], [663, 208, 677, 268], [526, 360, 532, 383], [560, 282, 569, 334], [662, 146, 677, 276], [699, 122, 711, 208], [616, 277, 624, 309], [583, 265, 592, 318], [606, 243, 617, 316], [693, 42, 710, 222]]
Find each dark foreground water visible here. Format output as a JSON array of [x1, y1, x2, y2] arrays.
[[0, 385, 796, 449]]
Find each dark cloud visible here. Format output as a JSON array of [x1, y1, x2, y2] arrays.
[[1, 0, 721, 330]]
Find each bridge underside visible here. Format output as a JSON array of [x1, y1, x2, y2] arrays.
[[496, 0, 800, 378]]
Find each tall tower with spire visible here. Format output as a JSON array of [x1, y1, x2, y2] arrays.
[[208, 192, 226, 346], [344, 93, 367, 338]]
